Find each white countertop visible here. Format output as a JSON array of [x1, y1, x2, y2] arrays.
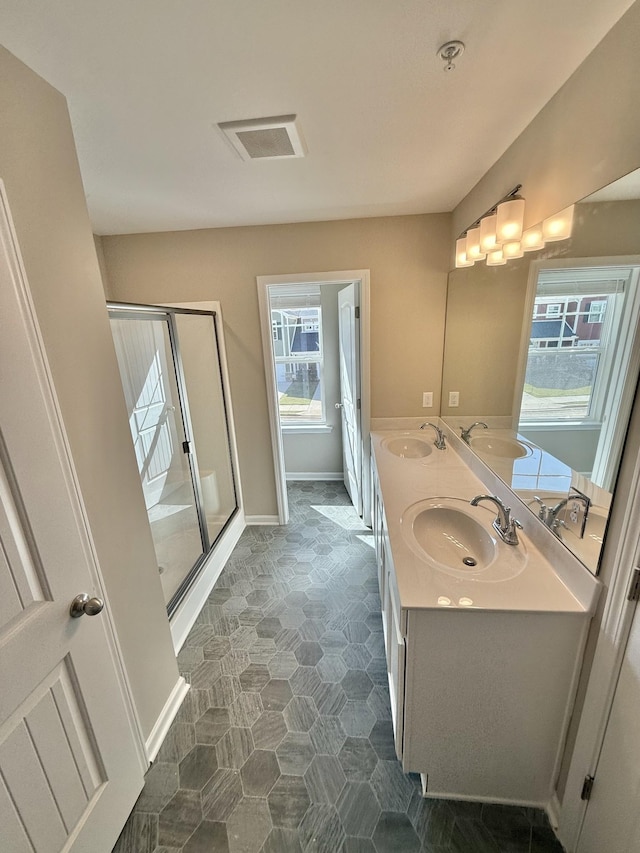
[[372, 429, 600, 615]]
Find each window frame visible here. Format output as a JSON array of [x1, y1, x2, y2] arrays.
[[270, 304, 327, 426], [515, 261, 638, 432]]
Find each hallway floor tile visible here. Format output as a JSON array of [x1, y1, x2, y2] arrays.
[[113, 482, 564, 853]]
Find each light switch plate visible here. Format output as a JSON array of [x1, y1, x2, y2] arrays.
[[422, 392, 433, 408], [449, 391, 460, 407]]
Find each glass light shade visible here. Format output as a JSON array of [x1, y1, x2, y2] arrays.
[[542, 205, 575, 242], [479, 214, 499, 253], [502, 241, 524, 259], [496, 197, 525, 243], [455, 237, 474, 268], [486, 248, 506, 266], [521, 224, 545, 252], [466, 226, 486, 261]]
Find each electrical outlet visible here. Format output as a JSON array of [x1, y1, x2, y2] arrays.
[[563, 488, 591, 539], [422, 392, 433, 408], [449, 391, 460, 407]]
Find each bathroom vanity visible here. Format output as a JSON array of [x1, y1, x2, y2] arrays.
[[371, 423, 600, 805]]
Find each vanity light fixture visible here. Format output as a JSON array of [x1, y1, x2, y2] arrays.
[[496, 196, 526, 243], [542, 204, 575, 241], [503, 241, 524, 260], [465, 226, 486, 261], [455, 237, 474, 267], [486, 248, 507, 266], [479, 213, 499, 253], [454, 185, 575, 268], [521, 224, 545, 252]]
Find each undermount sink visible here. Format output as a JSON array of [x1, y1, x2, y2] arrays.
[[383, 436, 432, 459], [400, 497, 528, 582], [469, 434, 533, 459]]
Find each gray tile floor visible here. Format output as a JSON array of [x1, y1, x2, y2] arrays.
[[113, 481, 565, 853]]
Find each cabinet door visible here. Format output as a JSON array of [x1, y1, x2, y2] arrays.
[[383, 544, 405, 760]]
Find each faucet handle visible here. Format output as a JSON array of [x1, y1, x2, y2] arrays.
[[503, 515, 523, 545], [532, 496, 548, 521]]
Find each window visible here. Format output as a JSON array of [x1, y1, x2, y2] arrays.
[[588, 300, 607, 324], [271, 304, 325, 424], [520, 269, 632, 424]]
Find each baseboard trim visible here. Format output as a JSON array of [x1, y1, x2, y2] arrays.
[[547, 792, 561, 831], [285, 472, 344, 481], [145, 676, 190, 763], [170, 509, 246, 653], [245, 514, 280, 525]]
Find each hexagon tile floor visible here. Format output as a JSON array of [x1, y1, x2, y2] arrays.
[[113, 481, 564, 853]]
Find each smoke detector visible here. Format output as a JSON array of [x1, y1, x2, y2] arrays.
[[217, 114, 307, 161]]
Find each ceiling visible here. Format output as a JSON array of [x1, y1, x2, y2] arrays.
[[0, 0, 635, 235]]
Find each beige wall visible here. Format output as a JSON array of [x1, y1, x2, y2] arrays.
[[102, 214, 451, 516], [0, 46, 179, 739], [452, 0, 640, 244]]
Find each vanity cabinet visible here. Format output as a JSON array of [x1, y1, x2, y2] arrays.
[[371, 458, 406, 761], [370, 441, 595, 805]]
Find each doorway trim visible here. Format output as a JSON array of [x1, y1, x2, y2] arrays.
[[257, 270, 371, 525]]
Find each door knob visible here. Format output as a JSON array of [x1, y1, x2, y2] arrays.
[[70, 593, 104, 618], [335, 402, 344, 409]]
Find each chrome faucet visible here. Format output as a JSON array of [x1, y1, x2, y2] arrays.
[[460, 422, 489, 443], [470, 494, 523, 545], [420, 422, 446, 450], [532, 492, 591, 539]]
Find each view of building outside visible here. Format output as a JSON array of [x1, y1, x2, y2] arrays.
[[521, 293, 610, 421], [271, 306, 324, 422]]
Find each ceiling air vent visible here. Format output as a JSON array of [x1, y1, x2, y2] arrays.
[[217, 114, 306, 161]]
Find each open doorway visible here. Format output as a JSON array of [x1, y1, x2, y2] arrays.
[[257, 271, 370, 525]]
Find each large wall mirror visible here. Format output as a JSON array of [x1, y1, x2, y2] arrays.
[[441, 167, 640, 575]]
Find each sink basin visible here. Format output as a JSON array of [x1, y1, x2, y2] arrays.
[[383, 436, 432, 459], [469, 435, 532, 459], [402, 498, 495, 571], [400, 497, 528, 582]]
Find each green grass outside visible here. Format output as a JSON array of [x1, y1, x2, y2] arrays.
[[524, 383, 592, 398], [279, 394, 313, 406]]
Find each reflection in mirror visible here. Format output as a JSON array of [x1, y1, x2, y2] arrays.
[[517, 262, 640, 492], [441, 167, 640, 575]]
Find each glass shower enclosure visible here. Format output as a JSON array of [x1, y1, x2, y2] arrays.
[[108, 303, 238, 615]]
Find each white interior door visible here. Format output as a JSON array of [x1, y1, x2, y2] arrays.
[[577, 599, 640, 853], [338, 283, 362, 514], [0, 186, 144, 852]]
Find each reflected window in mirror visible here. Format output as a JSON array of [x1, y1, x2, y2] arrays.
[[517, 262, 640, 492]]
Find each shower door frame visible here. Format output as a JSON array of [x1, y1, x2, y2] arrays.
[[107, 301, 240, 617]]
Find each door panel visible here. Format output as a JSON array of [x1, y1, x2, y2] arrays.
[[338, 283, 362, 514], [110, 316, 205, 604], [0, 185, 143, 852], [577, 601, 640, 853], [174, 313, 238, 547]]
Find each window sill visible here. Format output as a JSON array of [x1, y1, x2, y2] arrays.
[[281, 424, 334, 435], [520, 421, 603, 431]]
